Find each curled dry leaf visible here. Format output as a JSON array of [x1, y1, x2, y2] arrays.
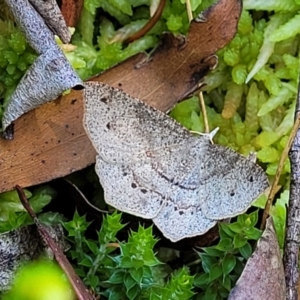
[[60, 0, 84, 27], [5, 0, 55, 54], [3, 0, 83, 138], [0, 0, 242, 192], [2, 49, 82, 138], [29, 0, 71, 43], [229, 217, 286, 300]]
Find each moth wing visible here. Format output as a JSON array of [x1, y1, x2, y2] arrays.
[[83, 82, 194, 164], [153, 167, 216, 242], [95, 157, 165, 219], [200, 145, 269, 220]]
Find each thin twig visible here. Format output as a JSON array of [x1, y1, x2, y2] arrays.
[[64, 178, 108, 213], [261, 114, 300, 230], [15, 185, 95, 300], [185, 0, 193, 23], [284, 81, 300, 299], [199, 91, 210, 134], [107, 243, 120, 248], [125, 0, 166, 43]]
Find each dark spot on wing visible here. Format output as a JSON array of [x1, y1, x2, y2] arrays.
[[100, 97, 108, 104], [131, 182, 137, 188], [140, 189, 147, 194]]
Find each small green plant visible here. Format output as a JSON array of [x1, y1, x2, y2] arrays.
[[0, 14, 37, 117], [0, 185, 62, 233], [149, 267, 195, 300], [69, 0, 216, 79], [63, 211, 196, 299], [63, 210, 263, 299], [193, 210, 261, 300]]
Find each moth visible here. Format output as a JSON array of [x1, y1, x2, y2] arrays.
[[83, 82, 269, 242]]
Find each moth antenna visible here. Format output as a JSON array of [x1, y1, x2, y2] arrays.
[[190, 127, 219, 144]]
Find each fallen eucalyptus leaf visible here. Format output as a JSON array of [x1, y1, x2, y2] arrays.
[[229, 217, 285, 300], [60, 0, 84, 27]]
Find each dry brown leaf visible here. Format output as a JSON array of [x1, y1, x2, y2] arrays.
[[229, 217, 285, 300], [60, 0, 83, 27], [0, 0, 242, 192]]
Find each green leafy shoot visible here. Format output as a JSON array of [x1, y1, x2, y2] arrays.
[[0, 185, 59, 233], [63, 211, 196, 299], [193, 211, 261, 300]]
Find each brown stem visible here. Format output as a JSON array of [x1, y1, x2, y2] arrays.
[[15, 185, 96, 300], [125, 0, 167, 43], [283, 77, 300, 300], [261, 115, 300, 230]]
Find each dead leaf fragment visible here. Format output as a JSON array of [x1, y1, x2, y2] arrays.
[[29, 0, 71, 43], [229, 218, 285, 300], [2, 49, 83, 136], [3, 0, 83, 137], [61, 0, 84, 27]]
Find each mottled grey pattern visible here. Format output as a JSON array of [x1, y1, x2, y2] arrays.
[[2, 0, 82, 134], [29, 0, 71, 43], [2, 49, 82, 131], [0, 224, 68, 292], [83, 82, 269, 242], [5, 0, 54, 53]]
